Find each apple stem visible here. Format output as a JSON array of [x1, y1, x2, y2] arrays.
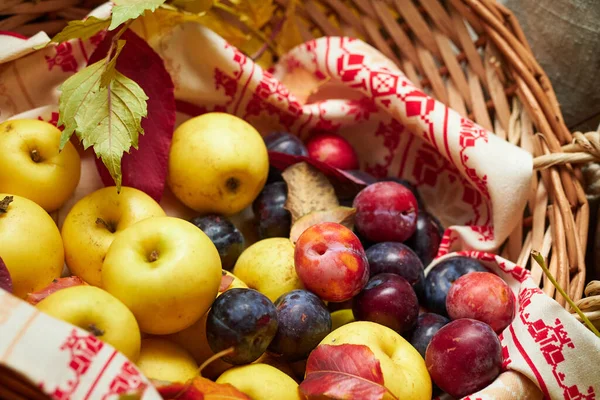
[[87, 323, 105, 337], [148, 250, 159, 262], [0, 196, 13, 213], [30, 149, 41, 163], [197, 347, 235, 377], [95, 217, 116, 233]]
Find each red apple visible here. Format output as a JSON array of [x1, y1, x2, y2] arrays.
[[306, 133, 359, 170]]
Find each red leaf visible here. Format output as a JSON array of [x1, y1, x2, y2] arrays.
[[0, 256, 12, 294], [269, 151, 367, 200], [219, 273, 235, 292], [300, 344, 396, 400], [25, 276, 86, 305], [155, 377, 251, 400], [88, 29, 176, 202]]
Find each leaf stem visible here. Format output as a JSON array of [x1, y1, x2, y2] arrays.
[[531, 250, 600, 337], [105, 21, 132, 66], [213, 1, 278, 55]]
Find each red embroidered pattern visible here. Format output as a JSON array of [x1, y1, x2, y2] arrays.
[[214, 67, 238, 109], [101, 361, 148, 400], [518, 289, 596, 399], [243, 71, 303, 129], [45, 42, 78, 73], [345, 96, 379, 122], [43, 329, 104, 400], [364, 118, 404, 177], [411, 145, 459, 187], [37, 112, 61, 129], [437, 231, 458, 257], [459, 118, 493, 240]]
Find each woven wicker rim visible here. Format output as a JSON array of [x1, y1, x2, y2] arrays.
[[1, 0, 597, 310], [1, 1, 599, 398]]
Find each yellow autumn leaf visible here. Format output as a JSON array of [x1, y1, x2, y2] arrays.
[[230, 0, 275, 29], [277, 0, 304, 54]]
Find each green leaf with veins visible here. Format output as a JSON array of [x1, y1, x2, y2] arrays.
[[58, 57, 148, 189], [109, 0, 167, 30], [35, 16, 110, 49], [100, 40, 126, 88]]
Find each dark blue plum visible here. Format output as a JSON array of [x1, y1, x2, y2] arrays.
[[408, 312, 450, 359], [264, 131, 308, 156], [268, 290, 331, 361], [365, 242, 425, 299], [253, 182, 291, 239], [206, 288, 278, 365], [379, 177, 424, 209], [423, 257, 487, 316], [352, 273, 419, 334], [266, 166, 284, 184], [190, 214, 244, 271], [405, 211, 444, 267]]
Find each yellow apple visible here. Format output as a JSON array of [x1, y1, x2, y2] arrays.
[[136, 338, 198, 383], [331, 309, 355, 331], [254, 353, 296, 380], [61, 186, 166, 286], [36, 285, 141, 361], [216, 363, 303, 400], [318, 321, 432, 400], [167, 112, 269, 215], [102, 216, 222, 335], [233, 238, 303, 302], [166, 270, 247, 379], [0, 119, 81, 212], [0, 194, 63, 298]]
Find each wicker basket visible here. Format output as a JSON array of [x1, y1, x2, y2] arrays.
[[1, 0, 599, 399], [4, 0, 597, 308]]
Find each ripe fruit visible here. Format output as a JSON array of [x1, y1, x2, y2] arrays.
[[252, 182, 291, 239], [330, 309, 355, 331], [353, 182, 418, 243], [306, 133, 359, 170], [423, 256, 487, 316], [268, 290, 332, 361], [189, 214, 244, 271], [0, 119, 81, 212], [166, 271, 248, 380], [408, 313, 449, 359], [294, 222, 369, 302], [352, 273, 419, 335], [264, 131, 308, 156], [233, 238, 303, 302], [425, 319, 502, 398], [365, 242, 425, 298], [36, 285, 141, 361], [102, 216, 222, 335], [136, 338, 198, 383], [446, 272, 515, 333], [379, 177, 424, 209], [216, 363, 303, 400], [206, 288, 278, 365], [61, 186, 165, 287], [405, 211, 444, 267], [319, 321, 432, 400], [0, 194, 63, 298], [168, 113, 269, 215]]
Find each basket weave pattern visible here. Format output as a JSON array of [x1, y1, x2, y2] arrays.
[[1, 0, 593, 308]]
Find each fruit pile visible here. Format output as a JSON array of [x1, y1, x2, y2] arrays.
[[0, 114, 516, 399]]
